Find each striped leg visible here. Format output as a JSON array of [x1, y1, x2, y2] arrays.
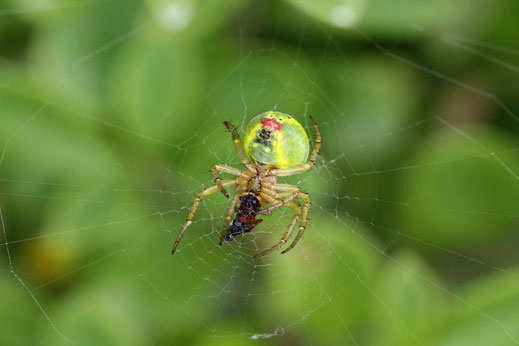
[[253, 200, 301, 258], [281, 192, 310, 254], [211, 164, 241, 198], [258, 184, 302, 215], [223, 121, 255, 170], [172, 179, 236, 254]]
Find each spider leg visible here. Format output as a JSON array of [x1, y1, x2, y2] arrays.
[[211, 164, 241, 198], [253, 200, 301, 258], [172, 179, 236, 254], [218, 191, 241, 246], [258, 188, 277, 206], [270, 116, 321, 177], [257, 184, 302, 215], [223, 121, 255, 171], [281, 192, 310, 255], [258, 184, 311, 255]]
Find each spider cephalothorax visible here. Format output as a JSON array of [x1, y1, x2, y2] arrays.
[[171, 111, 321, 258]]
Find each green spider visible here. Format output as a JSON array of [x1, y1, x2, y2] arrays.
[[171, 111, 321, 258]]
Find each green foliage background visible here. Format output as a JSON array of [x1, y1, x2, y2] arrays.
[[1, 0, 518, 345]]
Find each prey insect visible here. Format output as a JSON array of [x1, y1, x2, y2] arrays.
[[171, 111, 321, 258]]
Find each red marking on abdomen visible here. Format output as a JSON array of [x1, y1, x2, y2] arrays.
[[261, 118, 281, 131]]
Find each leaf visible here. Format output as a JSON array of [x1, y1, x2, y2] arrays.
[[287, 0, 368, 29], [0, 275, 44, 345], [43, 285, 148, 345], [365, 250, 446, 346], [109, 26, 205, 145], [399, 125, 519, 249], [434, 268, 519, 346], [260, 215, 382, 344], [359, 0, 473, 38], [26, 0, 142, 110], [0, 85, 119, 184], [322, 54, 420, 166], [145, 0, 246, 38]]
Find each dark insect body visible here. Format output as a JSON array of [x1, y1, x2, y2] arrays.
[[224, 194, 263, 242]]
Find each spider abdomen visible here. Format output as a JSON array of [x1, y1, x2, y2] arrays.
[[243, 111, 310, 169]]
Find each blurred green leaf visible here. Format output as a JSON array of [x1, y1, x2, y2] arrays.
[[145, 0, 245, 39], [260, 215, 381, 344], [109, 27, 205, 145], [204, 41, 317, 121], [45, 284, 148, 345], [0, 275, 45, 345], [321, 54, 420, 166], [365, 250, 446, 346], [359, 0, 473, 38], [400, 125, 519, 249], [25, 0, 142, 110], [287, 0, 367, 29], [0, 90, 119, 183], [435, 268, 519, 346]]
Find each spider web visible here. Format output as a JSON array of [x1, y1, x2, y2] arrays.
[[1, 0, 519, 345]]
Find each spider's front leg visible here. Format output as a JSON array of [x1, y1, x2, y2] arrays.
[[172, 179, 236, 254], [211, 164, 241, 198], [223, 121, 255, 171]]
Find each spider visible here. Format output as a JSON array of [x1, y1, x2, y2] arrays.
[[171, 111, 321, 258]]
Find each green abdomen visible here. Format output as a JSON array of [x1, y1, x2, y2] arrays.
[[243, 112, 309, 169]]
